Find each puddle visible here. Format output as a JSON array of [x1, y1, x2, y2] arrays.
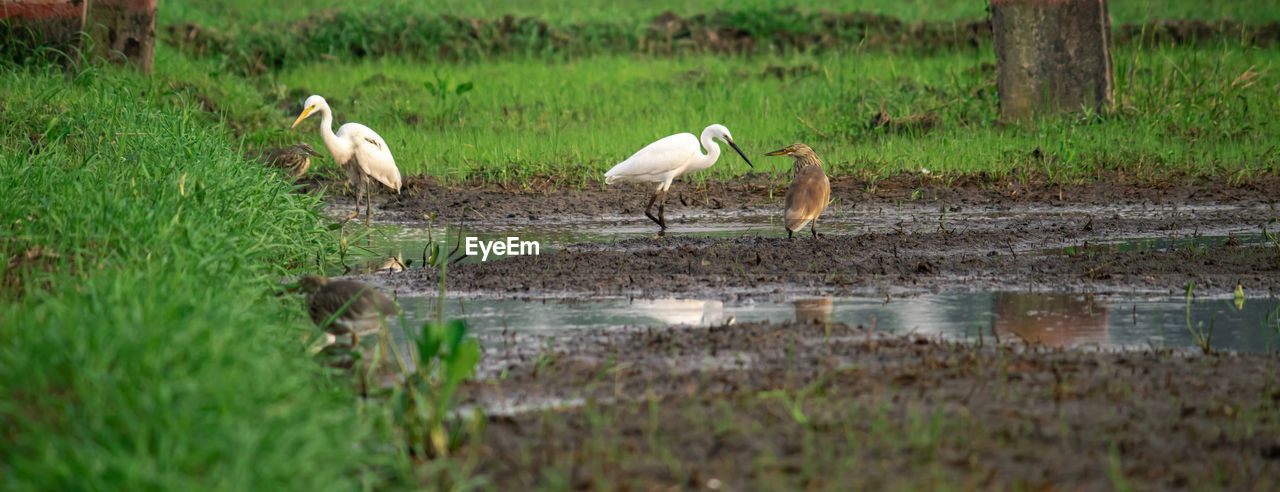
[[390, 292, 1280, 354], [328, 200, 1275, 273]]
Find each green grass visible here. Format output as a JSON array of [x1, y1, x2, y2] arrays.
[[163, 0, 985, 28], [0, 64, 381, 489], [268, 40, 1277, 184], [163, 0, 1280, 27], [156, 0, 1280, 188]]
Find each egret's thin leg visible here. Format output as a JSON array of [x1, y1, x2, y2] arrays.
[[365, 182, 372, 229], [788, 229, 794, 239], [656, 188, 669, 229], [643, 190, 663, 227], [348, 181, 361, 222], [811, 218, 818, 239]]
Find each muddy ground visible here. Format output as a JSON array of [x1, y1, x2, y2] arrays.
[[442, 320, 1280, 490], [317, 173, 1280, 224], [311, 176, 1280, 488], [331, 175, 1280, 298]]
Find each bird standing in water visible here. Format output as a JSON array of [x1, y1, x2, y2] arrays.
[[298, 275, 399, 347], [604, 124, 753, 232], [291, 95, 402, 226], [247, 143, 322, 178], [766, 143, 830, 239]]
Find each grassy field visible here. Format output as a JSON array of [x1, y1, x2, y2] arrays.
[[266, 44, 1277, 184], [152, 0, 1280, 185], [0, 65, 386, 489], [163, 0, 1280, 27]]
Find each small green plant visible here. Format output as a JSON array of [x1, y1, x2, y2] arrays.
[[1263, 218, 1280, 262], [1269, 302, 1280, 336], [424, 71, 474, 121], [397, 319, 482, 458], [1184, 282, 1214, 354]]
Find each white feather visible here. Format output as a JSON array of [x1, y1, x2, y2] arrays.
[[603, 124, 746, 192], [293, 95, 402, 194], [341, 122, 401, 192], [605, 133, 701, 185]]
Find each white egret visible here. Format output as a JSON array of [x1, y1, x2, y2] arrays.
[[766, 143, 830, 239], [291, 95, 402, 225], [604, 124, 753, 231]]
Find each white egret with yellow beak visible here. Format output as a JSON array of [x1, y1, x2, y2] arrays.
[[291, 95, 402, 225]]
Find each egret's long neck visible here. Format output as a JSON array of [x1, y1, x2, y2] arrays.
[[693, 131, 722, 172], [317, 106, 351, 164]]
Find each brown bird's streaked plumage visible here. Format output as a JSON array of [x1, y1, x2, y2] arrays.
[[766, 143, 830, 239], [248, 143, 322, 178], [299, 274, 399, 347]]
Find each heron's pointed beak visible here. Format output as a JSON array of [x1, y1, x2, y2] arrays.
[[276, 281, 303, 296], [765, 147, 790, 156], [303, 147, 323, 158], [727, 138, 753, 168], [290, 107, 315, 129]]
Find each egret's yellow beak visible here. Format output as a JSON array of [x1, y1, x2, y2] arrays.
[[291, 106, 315, 129], [765, 146, 792, 156]]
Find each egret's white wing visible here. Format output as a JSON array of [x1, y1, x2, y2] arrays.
[[339, 122, 402, 192], [604, 132, 700, 184]]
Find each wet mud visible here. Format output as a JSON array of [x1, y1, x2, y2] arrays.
[[451, 320, 1280, 489], [316, 173, 1280, 224], [350, 175, 1280, 298], [313, 176, 1280, 488]]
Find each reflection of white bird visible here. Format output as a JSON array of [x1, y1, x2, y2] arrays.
[[291, 95, 402, 225], [604, 124, 752, 231], [631, 299, 724, 326]]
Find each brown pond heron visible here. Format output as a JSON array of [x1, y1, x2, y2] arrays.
[[297, 274, 399, 348], [766, 143, 830, 239], [247, 143, 322, 178]]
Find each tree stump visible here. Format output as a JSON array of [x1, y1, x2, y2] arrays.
[[86, 0, 156, 73], [991, 0, 1115, 119], [0, 0, 88, 65]]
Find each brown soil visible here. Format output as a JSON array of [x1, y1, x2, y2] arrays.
[[314, 173, 1280, 224], [351, 175, 1280, 298], [442, 320, 1280, 490], [318, 177, 1280, 488]]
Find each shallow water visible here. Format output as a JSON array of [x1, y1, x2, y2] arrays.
[[393, 292, 1280, 353], [331, 201, 1279, 354], [333, 200, 1274, 269]]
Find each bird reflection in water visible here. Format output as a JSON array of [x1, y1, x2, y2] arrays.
[[793, 298, 833, 325], [993, 293, 1109, 346]]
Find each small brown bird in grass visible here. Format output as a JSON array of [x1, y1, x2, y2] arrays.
[[766, 143, 831, 239], [298, 274, 399, 347], [248, 143, 323, 178]]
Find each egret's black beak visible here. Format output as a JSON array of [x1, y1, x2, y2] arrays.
[[727, 139, 753, 168]]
